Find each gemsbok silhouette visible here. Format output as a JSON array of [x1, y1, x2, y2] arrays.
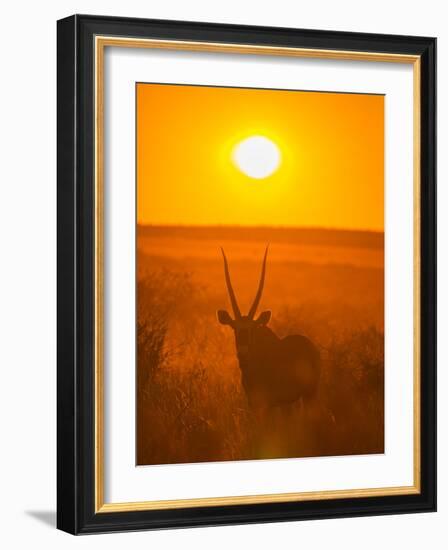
[[217, 246, 321, 411]]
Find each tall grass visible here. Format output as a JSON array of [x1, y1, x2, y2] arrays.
[[137, 262, 384, 465]]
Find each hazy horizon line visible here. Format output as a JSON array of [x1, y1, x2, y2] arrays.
[[137, 222, 384, 235]]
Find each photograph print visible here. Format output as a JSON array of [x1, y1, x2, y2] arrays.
[[136, 82, 384, 466]]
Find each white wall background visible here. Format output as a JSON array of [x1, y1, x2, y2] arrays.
[[0, 1, 444, 547]]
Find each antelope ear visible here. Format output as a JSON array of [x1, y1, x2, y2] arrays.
[[217, 310, 234, 326], [256, 310, 271, 325]]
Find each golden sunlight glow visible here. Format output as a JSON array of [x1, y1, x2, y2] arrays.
[[137, 84, 384, 231], [232, 136, 281, 179]]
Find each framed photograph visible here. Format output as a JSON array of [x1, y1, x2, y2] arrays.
[[57, 15, 436, 534]]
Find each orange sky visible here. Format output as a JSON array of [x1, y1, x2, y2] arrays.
[[137, 83, 384, 231]]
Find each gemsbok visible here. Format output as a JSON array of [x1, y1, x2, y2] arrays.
[[217, 246, 321, 411]]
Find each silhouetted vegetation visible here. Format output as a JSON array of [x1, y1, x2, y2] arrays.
[[137, 226, 384, 465]]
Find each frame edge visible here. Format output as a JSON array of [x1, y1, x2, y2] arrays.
[[57, 14, 79, 535]]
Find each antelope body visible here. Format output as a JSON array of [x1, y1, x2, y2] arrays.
[[217, 247, 320, 410]]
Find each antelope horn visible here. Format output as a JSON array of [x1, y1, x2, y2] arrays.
[[221, 248, 242, 319], [248, 245, 269, 319]]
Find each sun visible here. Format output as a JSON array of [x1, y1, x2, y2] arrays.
[[232, 136, 281, 179]]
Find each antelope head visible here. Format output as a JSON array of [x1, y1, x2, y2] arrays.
[[217, 246, 271, 361]]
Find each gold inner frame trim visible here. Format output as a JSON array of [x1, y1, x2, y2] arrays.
[[94, 35, 421, 514]]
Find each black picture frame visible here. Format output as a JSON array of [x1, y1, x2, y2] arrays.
[[57, 14, 436, 535]]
